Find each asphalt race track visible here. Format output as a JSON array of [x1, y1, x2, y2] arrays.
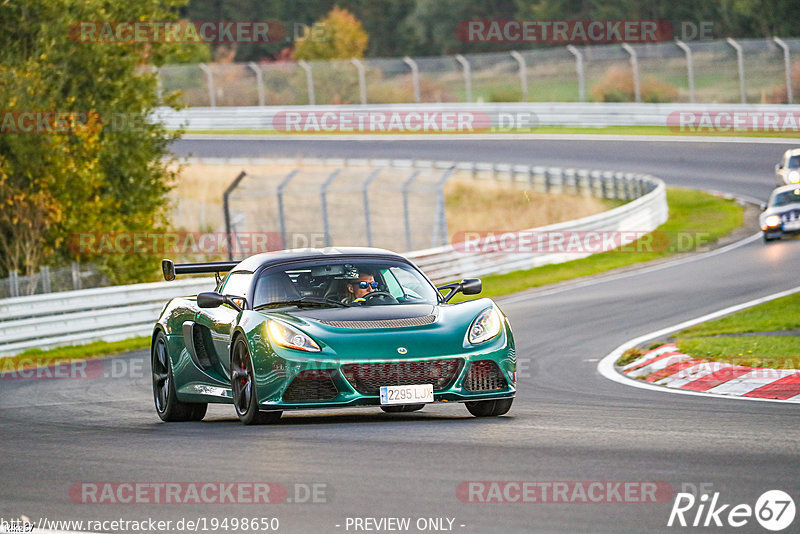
[[1, 137, 799, 533]]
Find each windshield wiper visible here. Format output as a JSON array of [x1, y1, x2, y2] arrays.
[[255, 297, 350, 310]]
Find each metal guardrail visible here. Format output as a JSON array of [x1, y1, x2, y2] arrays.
[[156, 102, 800, 130], [0, 164, 665, 357]]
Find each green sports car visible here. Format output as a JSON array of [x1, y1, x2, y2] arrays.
[[152, 248, 516, 425]]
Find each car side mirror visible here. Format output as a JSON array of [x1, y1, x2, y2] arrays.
[[460, 278, 482, 295], [197, 292, 225, 308], [776, 163, 783, 170], [760, 202, 767, 211], [437, 278, 482, 302]]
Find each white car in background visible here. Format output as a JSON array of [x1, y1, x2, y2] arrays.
[[760, 184, 800, 242], [775, 148, 800, 186]]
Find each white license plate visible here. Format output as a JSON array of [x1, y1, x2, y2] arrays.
[[784, 220, 800, 230], [379, 384, 434, 405]]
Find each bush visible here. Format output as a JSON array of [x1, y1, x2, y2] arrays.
[[592, 66, 679, 103]]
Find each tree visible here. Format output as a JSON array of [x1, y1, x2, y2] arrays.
[[0, 0, 189, 284], [293, 6, 368, 60]]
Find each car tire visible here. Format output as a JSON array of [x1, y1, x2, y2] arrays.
[[231, 336, 282, 425], [152, 331, 208, 422], [380, 404, 425, 413], [465, 398, 513, 417]]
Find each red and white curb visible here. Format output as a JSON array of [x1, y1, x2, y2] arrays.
[[621, 343, 800, 400], [598, 284, 800, 404]]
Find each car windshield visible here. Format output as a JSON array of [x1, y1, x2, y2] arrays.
[[789, 155, 800, 169], [772, 189, 800, 207], [252, 259, 439, 309]]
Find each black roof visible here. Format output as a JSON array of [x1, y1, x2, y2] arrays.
[[233, 247, 408, 272]]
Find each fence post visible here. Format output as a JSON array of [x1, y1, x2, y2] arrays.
[[150, 66, 163, 101], [726, 38, 747, 104], [675, 40, 696, 103], [566, 45, 586, 102], [403, 56, 421, 103], [320, 169, 342, 247], [510, 51, 528, 101], [223, 171, 248, 261], [433, 168, 456, 247], [199, 63, 216, 107], [350, 58, 368, 105], [362, 169, 382, 247], [454, 54, 472, 102], [277, 169, 299, 249], [402, 170, 423, 251], [248, 62, 265, 106], [298, 60, 315, 105], [71, 262, 82, 290], [9, 270, 19, 298], [773, 37, 793, 104], [621, 43, 641, 103], [41, 265, 51, 294]]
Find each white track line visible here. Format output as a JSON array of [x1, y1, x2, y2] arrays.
[[181, 133, 800, 144], [597, 285, 800, 404]]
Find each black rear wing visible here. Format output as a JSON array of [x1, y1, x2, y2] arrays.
[[161, 259, 239, 282]]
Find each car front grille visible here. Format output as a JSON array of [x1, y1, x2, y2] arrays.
[[463, 361, 508, 392], [781, 210, 800, 223], [340, 358, 462, 395], [319, 315, 436, 329], [282, 370, 339, 402]]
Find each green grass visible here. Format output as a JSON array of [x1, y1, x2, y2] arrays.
[[675, 337, 799, 369], [678, 293, 800, 337], [454, 188, 742, 301], [187, 125, 800, 138], [670, 292, 800, 369], [0, 337, 150, 373]]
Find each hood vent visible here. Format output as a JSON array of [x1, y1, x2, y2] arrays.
[[318, 315, 436, 329]]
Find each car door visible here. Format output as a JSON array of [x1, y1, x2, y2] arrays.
[[195, 271, 252, 377]]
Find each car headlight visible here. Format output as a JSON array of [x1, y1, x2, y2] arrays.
[[468, 307, 503, 345], [266, 319, 320, 352], [789, 170, 800, 184], [764, 214, 781, 227]]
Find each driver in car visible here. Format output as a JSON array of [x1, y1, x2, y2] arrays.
[[342, 271, 378, 304]]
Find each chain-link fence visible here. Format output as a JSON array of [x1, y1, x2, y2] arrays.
[[0, 263, 107, 299], [223, 159, 654, 262], [158, 37, 800, 107]]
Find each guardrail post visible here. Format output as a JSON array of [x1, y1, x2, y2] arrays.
[[774, 37, 793, 104], [402, 170, 423, 251], [454, 54, 472, 102], [566, 45, 586, 102], [510, 51, 528, 101], [590, 170, 601, 197], [71, 262, 82, 290], [363, 169, 382, 247], [223, 171, 248, 261], [199, 63, 216, 107], [248, 62, 265, 106], [298, 60, 315, 105], [726, 38, 747, 104], [621, 43, 641, 103], [403, 56, 421, 103], [351, 58, 368, 105], [41, 265, 51, 294], [675, 40, 696, 103], [577, 169, 589, 196], [277, 169, 299, 249], [9, 270, 19, 298], [432, 168, 456, 247], [320, 169, 342, 247]]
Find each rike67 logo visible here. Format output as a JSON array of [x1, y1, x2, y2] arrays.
[[668, 489, 795, 531]]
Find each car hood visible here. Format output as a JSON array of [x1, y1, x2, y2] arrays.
[[258, 299, 506, 360], [762, 201, 800, 220]]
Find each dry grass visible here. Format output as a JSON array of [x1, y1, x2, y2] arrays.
[[444, 178, 611, 235], [169, 163, 613, 240]]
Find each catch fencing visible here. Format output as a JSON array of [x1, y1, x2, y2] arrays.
[[157, 37, 800, 107]]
